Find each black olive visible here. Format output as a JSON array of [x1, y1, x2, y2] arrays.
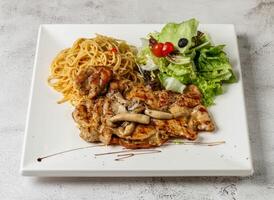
[[178, 38, 188, 48]]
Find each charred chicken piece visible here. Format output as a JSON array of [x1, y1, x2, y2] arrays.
[[112, 127, 169, 149], [72, 97, 115, 144], [75, 66, 112, 99], [72, 81, 215, 149], [151, 118, 198, 140], [126, 84, 202, 110], [188, 105, 215, 131]]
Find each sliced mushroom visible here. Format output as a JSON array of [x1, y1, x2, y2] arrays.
[[172, 112, 185, 118], [117, 122, 136, 137], [124, 122, 136, 135], [109, 113, 150, 124], [106, 119, 116, 127], [144, 109, 173, 119], [127, 99, 140, 111], [121, 121, 130, 127], [132, 105, 145, 113], [111, 101, 127, 114], [113, 92, 129, 105]]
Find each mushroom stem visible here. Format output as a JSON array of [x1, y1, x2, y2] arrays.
[[117, 122, 136, 137], [110, 113, 150, 124], [124, 123, 136, 135], [144, 109, 173, 119]]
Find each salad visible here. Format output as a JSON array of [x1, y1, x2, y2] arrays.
[[137, 18, 236, 106]]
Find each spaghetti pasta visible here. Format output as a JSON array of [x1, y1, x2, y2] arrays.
[[48, 34, 143, 105]]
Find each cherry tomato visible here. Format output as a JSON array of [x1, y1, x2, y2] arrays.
[[162, 42, 174, 56], [151, 43, 164, 57], [111, 48, 118, 53]]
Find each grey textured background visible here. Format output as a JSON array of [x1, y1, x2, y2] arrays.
[[1, 0, 274, 199]]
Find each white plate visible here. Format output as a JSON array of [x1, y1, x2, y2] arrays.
[[21, 24, 253, 177]]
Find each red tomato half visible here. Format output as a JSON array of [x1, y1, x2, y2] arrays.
[[151, 43, 164, 57], [162, 42, 174, 56]]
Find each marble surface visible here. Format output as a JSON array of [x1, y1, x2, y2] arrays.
[[0, 0, 274, 199]]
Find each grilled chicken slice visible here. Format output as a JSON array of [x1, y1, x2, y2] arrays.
[[78, 126, 100, 142], [125, 84, 159, 110], [184, 84, 202, 99], [73, 97, 115, 144], [73, 81, 215, 149], [72, 98, 102, 142], [188, 105, 215, 131], [109, 80, 133, 94], [114, 124, 157, 140], [125, 85, 177, 111], [152, 119, 198, 140], [113, 130, 169, 149], [75, 66, 112, 99], [126, 84, 202, 110]]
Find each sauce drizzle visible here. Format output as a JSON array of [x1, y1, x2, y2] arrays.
[[94, 149, 161, 156], [36, 140, 225, 162], [37, 144, 104, 162], [115, 150, 162, 161]]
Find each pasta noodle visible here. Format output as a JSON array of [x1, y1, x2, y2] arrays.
[[48, 34, 143, 105]]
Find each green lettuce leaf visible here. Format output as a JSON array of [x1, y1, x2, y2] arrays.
[[158, 73, 186, 93], [157, 59, 197, 84], [194, 77, 223, 106], [158, 18, 199, 53], [137, 46, 160, 71], [196, 45, 236, 83], [193, 45, 236, 106], [190, 31, 211, 49]]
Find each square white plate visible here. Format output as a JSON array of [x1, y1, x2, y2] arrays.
[[21, 24, 253, 176]]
